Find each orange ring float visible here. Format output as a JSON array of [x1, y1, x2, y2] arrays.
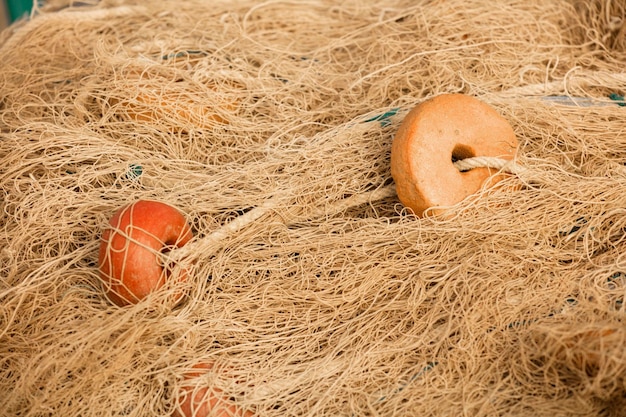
[[390, 94, 518, 216], [98, 200, 193, 307]]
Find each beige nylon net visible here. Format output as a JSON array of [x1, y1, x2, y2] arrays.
[[1, 0, 625, 416]]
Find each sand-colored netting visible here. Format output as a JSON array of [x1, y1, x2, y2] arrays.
[[1, 0, 626, 416]]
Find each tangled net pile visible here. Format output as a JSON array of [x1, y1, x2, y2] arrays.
[[1, 0, 626, 416]]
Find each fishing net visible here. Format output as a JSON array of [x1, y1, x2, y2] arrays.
[[1, 0, 625, 416]]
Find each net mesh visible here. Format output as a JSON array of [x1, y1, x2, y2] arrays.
[[1, 0, 625, 416]]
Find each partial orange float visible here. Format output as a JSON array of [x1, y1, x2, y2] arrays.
[[111, 61, 240, 130], [173, 363, 254, 417]]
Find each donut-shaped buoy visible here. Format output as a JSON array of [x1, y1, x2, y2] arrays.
[[98, 200, 193, 307], [390, 94, 518, 216], [173, 363, 254, 417]]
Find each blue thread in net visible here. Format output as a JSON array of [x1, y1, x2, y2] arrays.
[[542, 96, 611, 107], [124, 164, 143, 180], [609, 93, 626, 107], [364, 108, 399, 127]]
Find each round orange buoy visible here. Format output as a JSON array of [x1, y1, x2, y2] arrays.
[[98, 200, 193, 306], [390, 94, 518, 216]]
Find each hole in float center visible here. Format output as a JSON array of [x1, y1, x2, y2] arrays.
[[451, 144, 475, 163]]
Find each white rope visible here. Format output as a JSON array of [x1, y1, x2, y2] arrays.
[[167, 185, 397, 262], [453, 156, 525, 175]]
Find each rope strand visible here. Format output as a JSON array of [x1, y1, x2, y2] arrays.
[[453, 156, 525, 175]]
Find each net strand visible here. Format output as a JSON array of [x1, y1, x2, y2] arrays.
[[2, 0, 626, 416]]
